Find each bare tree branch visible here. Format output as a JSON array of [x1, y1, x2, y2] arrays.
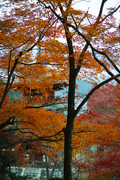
[[98, 0, 108, 20], [0, 128, 64, 149], [101, 5, 120, 22], [0, 116, 15, 130]]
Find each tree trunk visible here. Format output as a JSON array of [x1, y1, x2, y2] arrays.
[[64, 117, 75, 180], [64, 66, 76, 180], [57, 4, 77, 180]]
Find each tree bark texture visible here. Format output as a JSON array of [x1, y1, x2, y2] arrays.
[[64, 46, 76, 180]]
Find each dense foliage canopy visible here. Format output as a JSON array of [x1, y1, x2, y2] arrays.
[[0, 0, 120, 179]]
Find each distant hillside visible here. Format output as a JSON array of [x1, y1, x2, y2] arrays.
[[55, 80, 93, 98], [54, 80, 93, 114], [76, 80, 93, 95]]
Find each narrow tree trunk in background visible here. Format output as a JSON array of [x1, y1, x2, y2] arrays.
[[45, 155, 49, 179]]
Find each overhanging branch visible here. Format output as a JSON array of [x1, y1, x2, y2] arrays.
[[74, 74, 120, 117], [0, 137, 63, 149], [0, 128, 64, 149]]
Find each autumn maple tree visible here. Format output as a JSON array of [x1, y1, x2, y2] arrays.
[[72, 83, 120, 179], [88, 83, 120, 180], [0, 0, 67, 176], [0, 0, 120, 180]]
